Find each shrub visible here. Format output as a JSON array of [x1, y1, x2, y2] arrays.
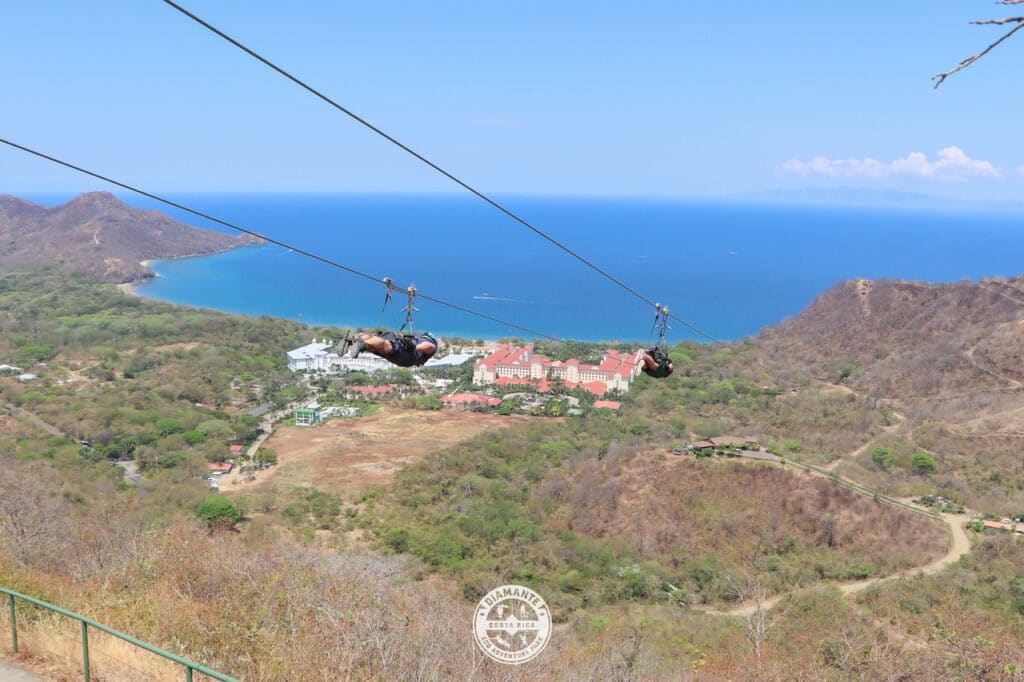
[[871, 446, 895, 470], [182, 429, 206, 445], [384, 527, 411, 553], [197, 495, 240, 529], [155, 417, 186, 436], [912, 453, 937, 474], [851, 563, 876, 579]]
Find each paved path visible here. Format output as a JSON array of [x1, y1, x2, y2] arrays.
[[0, 659, 45, 682]]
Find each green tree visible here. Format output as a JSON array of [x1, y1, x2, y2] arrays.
[[912, 453, 937, 474], [182, 429, 206, 445], [871, 446, 895, 470], [155, 417, 186, 436], [197, 495, 241, 529], [415, 394, 443, 410]]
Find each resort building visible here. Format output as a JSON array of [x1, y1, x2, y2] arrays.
[[286, 339, 338, 372], [473, 344, 643, 396], [294, 407, 321, 426]]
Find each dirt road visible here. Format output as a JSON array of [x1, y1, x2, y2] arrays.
[[1, 402, 63, 437], [718, 508, 970, 617]]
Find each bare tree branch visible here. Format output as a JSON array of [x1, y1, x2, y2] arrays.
[[972, 16, 1024, 25], [934, 14, 1024, 87]]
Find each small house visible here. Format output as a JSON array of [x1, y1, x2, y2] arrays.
[[294, 407, 320, 426]]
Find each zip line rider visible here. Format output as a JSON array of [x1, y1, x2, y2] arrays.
[[641, 303, 674, 378], [641, 347, 673, 378], [344, 330, 438, 368], [338, 279, 438, 368]]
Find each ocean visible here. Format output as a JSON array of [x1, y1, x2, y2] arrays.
[[42, 193, 1024, 342]]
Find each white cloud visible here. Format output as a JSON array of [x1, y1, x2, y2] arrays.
[[780, 146, 999, 181]]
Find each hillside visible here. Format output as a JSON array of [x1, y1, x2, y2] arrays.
[[0, 271, 1018, 679], [756, 275, 1024, 510], [758, 276, 1024, 392], [0, 192, 259, 282]]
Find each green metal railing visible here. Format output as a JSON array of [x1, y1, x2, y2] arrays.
[[2, 587, 239, 682]]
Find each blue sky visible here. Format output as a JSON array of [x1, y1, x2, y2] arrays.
[[2, 1, 1022, 202]]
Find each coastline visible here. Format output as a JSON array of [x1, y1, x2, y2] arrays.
[[117, 244, 257, 302], [116, 281, 144, 298], [117, 259, 156, 298], [98, 196, 1024, 344], [114, 250, 523, 342]]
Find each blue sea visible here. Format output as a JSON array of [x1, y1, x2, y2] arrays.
[[34, 193, 1024, 342]]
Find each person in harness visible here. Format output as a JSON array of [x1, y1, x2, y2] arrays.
[[342, 330, 438, 368], [338, 279, 438, 367], [641, 346, 673, 378], [641, 302, 674, 378]]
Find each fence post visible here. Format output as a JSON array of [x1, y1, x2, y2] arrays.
[[81, 621, 90, 682], [7, 593, 16, 653], [186, 665, 194, 682]]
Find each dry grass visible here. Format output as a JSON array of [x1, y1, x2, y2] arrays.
[[236, 407, 529, 495], [556, 449, 948, 579], [1, 617, 184, 682]]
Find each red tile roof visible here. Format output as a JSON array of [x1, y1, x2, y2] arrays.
[[475, 343, 533, 369], [983, 519, 1024, 533], [593, 400, 621, 410], [442, 393, 501, 407], [495, 376, 531, 386], [477, 345, 641, 396], [597, 350, 643, 378], [229, 444, 243, 455], [709, 436, 757, 447], [208, 462, 233, 473]]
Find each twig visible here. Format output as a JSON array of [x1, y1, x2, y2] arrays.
[[933, 16, 1024, 87]]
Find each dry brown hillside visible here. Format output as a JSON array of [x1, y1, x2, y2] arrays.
[[553, 449, 946, 594], [759, 277, 1024, 392], [0, 192, 259, 282], [756, 275, 1024, 510]]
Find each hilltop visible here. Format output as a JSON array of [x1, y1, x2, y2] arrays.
[[756, 274, 1024, 509], [758, 275, 1024, 390], [0, 192, 259, 282]]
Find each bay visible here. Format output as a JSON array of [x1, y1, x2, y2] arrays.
[[87, 194, 1024, 342]]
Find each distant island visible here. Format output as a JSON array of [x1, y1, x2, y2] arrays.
[[0, 191, 261, 283]]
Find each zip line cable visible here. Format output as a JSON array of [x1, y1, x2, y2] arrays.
[[0, 137, 560, 341], [160, 0, 723, 345]]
